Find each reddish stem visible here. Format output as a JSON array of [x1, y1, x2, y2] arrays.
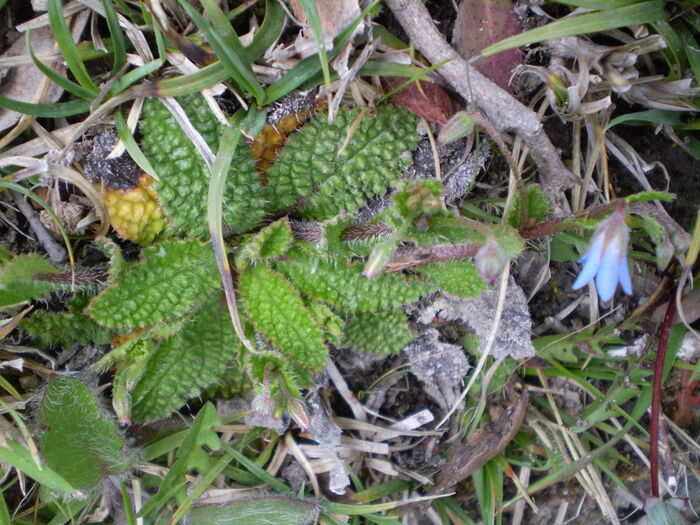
[[649, 298, 676, 498]]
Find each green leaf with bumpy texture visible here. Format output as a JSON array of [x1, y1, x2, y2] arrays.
[[0, 254, 59, 309], [23, 311, 112, 348], [140, 95, 263, 237], [343, 310, 415, 355], [276, 254, 435, 312], [507, 185, 550, 228], [188, 495, 319, 525], [240, 265, 327, 372], [265, 105, 419, 220], [238, 217, 294, 264], [39, 376, 133, 491], [417, 260, 486, 298], [131, 296, 240, 423], [87, 240, 220, 329]]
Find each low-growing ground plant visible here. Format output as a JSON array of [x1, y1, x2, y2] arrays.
[[0, 0, 698, 523]]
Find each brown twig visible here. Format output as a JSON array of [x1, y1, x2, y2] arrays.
[[384, 0, 580, 214], [10, 190, 66, 263], [649, 298, 676, 498]]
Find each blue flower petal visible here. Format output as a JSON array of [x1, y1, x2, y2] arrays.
[[618, 256, 633, 295], [594, 252, 619, 302], [572, 235, 604, 291]]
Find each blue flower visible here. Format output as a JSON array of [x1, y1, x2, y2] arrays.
[[572, 202, 633, 302]]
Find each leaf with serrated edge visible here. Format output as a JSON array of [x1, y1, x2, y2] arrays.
[[131, 295, 240, 423], [238, 217, 294, 264], [343, 310, 415, 355], [87, 240, 220, 329], [417, 260, 486, 298], [276, 255, 435, 312], [240, 265, 327, 371], [265, 105, 419, 220]]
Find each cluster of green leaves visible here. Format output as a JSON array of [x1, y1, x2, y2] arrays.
[[17, 95, 518, 429]]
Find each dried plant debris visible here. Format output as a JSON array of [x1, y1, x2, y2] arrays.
[[417, 279, 536, 360], [403, 328, 470, 413]]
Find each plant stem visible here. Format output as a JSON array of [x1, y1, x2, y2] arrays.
[[649, 297, 676, 498]]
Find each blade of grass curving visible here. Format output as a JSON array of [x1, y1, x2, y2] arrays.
[[297, 0, 333, 93], [247, 0, 286, 62], [651, 20, 685, 80], [168, 450, 235, 525], [207, 111, 257, 356], [120, 481, 137, 525], [101, 0, 126, 77], [179, 0, 264, 104], [142, 3, 166, 60], [220, 442, 291, 492], [676, 20, 700, 87], [26, 31, 96, 99], [606, 109, 684, 130], [47, 0, 100, 94], [149, 62, 229, 97], [0, 96, 90, 117], [481, 1, 668, 57], [264, 0, 379, 103], [0, 181, 75, 269], [109, 58, 163, 96], [114, 108, 159, 180]]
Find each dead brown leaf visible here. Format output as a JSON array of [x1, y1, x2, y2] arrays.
[[381, 76, 456, 124]]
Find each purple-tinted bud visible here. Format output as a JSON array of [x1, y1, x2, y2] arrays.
[[363, 240, 396, 279], [475, 237, 507, 284]]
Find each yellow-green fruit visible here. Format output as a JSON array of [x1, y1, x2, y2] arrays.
[[103, 174, 165, 245]]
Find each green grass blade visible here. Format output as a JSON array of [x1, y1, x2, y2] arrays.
[[481, 1, 668, 56], [150, 62, 229, 97], [606, 109, 684, 130], [651, 20, 686, 80], [114, 108, 159, 180], [0, 96, 90, 117], [676, 20, 700, 87], [247, 0, 285, 62], [179, 0, 264, 104], [101, 0, 126, 77], [47, 0, 100, 94], [220, 443, 291, 493], [109, 58, 164, 96], [297, 0, 332, 92], [25, 31, 96, 99], [264, 0, 379, 104]]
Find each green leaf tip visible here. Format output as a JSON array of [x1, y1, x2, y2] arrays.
[[131, 296, 241, 423], [39, 376, 133, 491], [240, 265, 328, 372], [265, 105, 420, 219], [87, 239, 220, 329], [140, 94, 263, 238]]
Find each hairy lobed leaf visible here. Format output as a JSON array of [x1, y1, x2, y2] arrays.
[[131, 295, 241, 423], [264, 105, 419, 220], [239, 265, 328, 372], [276, 253, 435, 312], [87, 240, 220, 329], [140, 94, 263, 237], [39, 376, 133, 491], [23, 311, 112, 348], [416, 260, 487, 298], [0, 254, 60, 309], [237, 217, 294, 264], [342, 310, 415, 355]]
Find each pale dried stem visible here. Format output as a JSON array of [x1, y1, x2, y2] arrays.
[[384, 0, 579, 214]]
